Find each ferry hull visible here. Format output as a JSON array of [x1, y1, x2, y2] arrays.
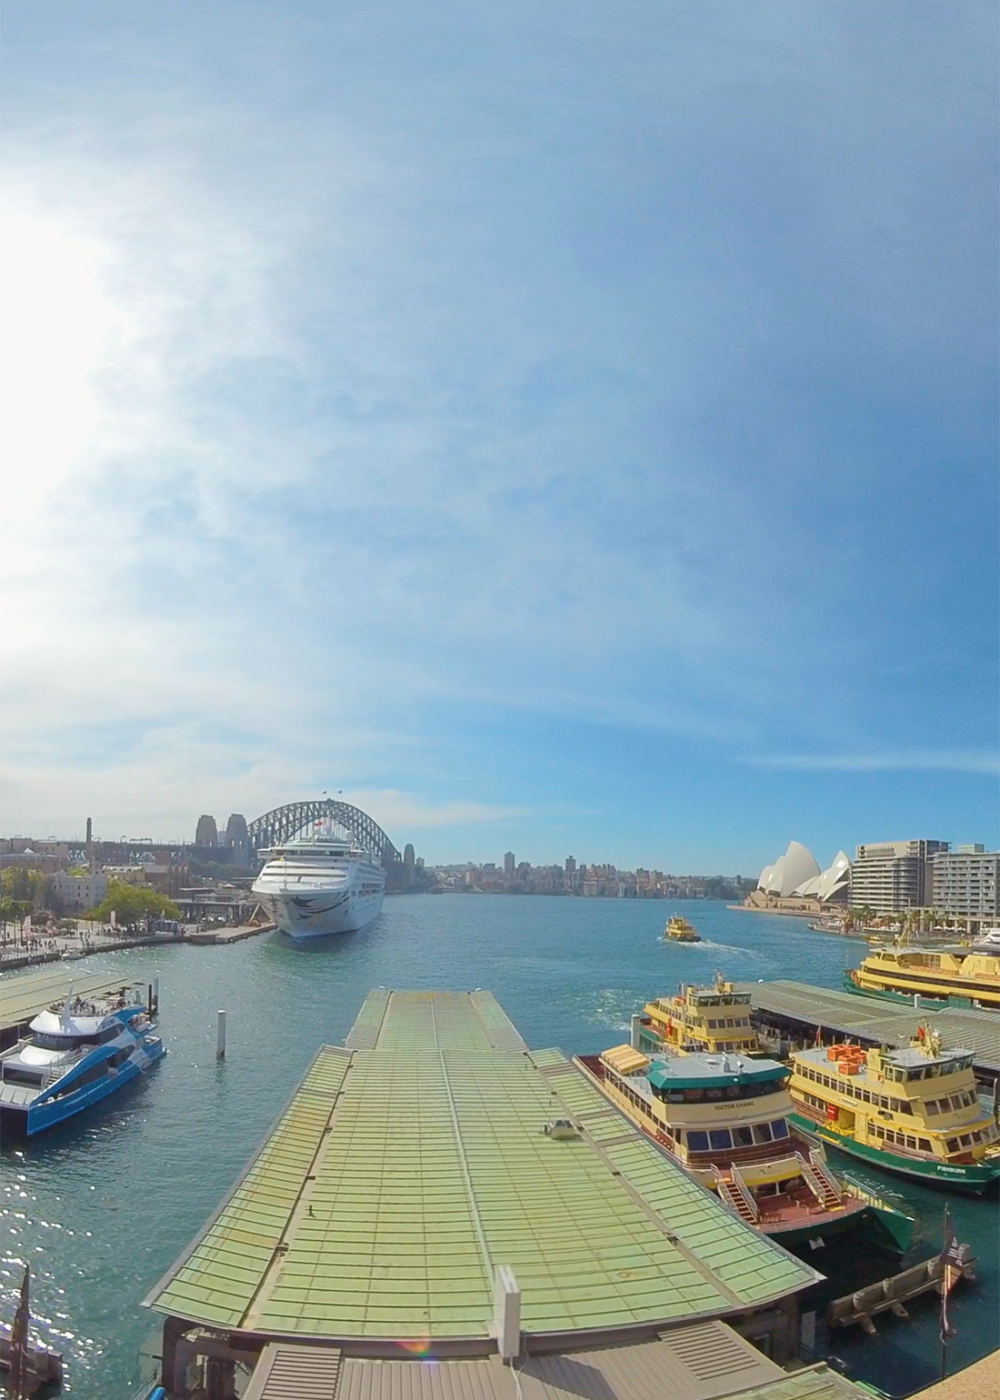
[[788, 1111, 1000, 1195], [261, 888, 384, 939], [2, 1040, 166, 1136], [842, 971, 976, 1010]]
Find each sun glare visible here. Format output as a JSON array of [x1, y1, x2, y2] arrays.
[[0, 212, 121, 507]]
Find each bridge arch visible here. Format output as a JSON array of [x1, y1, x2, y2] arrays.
[[246, 801, 400, 867]]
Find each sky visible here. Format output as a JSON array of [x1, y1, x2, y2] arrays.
[[1, 0, 997, 873]]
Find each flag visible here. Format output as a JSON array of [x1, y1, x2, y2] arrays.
[[7, 1264, 30, 1400], [938, 1208, 963, 1343], [814, 1023, 822, 1047]]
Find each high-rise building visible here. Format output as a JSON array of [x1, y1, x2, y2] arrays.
[[504, 852, 515, 875], [195, 815, 218, 847], [403, 843, 416, 888], [851, 840, 949, 914], [565, 856, 576, 873], [930, 849, 999, 916]]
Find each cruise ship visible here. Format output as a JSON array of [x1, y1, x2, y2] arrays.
[[252, 824, 386, 938]]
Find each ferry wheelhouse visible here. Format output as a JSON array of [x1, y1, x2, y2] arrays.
[[846, 947, 1000, 1010], [0, 984, 165, 1135], [636, 979, 763, 1058], [663, 915, 701, 942], [576, 1045, 910, 1251], [787, 1032, 1000, 1194]]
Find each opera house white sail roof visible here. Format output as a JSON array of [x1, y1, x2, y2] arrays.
[[756, 842, 851, 903]]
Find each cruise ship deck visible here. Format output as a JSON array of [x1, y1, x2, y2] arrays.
[[145, 990, 821, 1391]]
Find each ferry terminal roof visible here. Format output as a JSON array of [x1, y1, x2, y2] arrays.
[[733, 981, 999, 1077], [146, 990, 819, 1347]]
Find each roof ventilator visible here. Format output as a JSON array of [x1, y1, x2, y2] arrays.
[[542, 1119, 580, 1139]]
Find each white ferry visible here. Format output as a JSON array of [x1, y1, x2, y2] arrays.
[[252, 824, 385, 938]]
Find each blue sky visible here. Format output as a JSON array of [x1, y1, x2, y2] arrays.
[[2, 0, 997, 871]]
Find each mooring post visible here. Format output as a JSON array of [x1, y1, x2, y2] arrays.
[[153, 977, 160, 1014], [216, 1009, 227, 1059]]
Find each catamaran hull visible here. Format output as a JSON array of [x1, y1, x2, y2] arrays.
[[1, 1041, 166, 1136], [260, 887, 384, 939]]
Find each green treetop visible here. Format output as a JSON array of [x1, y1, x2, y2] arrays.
[[84, 879, 181, 929]]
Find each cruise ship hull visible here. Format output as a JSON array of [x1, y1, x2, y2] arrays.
[[258, 885, 384, 938]]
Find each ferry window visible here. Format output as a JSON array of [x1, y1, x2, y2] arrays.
[[919, 1139, 931, 1151], [753, 1123, 773, 1143], [905, 1136, 917, 1150], [733, 1126, 754, 1146], [706, 1089, 723, 1101], [947, 1138, 959, 1152], [771, 1119, 789, 1138], [687, 1131, 709, 1151], [960, 1135, 972, 1147], [949, 1096, 963, 1111], [927, 1101, 939, 1115], [862, 1091, 871, 1102], [709, 1129, 732, 1150], [899, 1101, 912, 1115]]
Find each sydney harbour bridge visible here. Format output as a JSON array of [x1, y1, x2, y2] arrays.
[[245, 800, 402, 867]]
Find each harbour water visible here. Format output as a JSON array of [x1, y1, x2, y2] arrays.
[[1, 896, 996, 1397]]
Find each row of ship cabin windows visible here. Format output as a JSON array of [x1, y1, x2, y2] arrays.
[[797, 1066, 977, 1114], [683, 1120, 789, 1153], [673, 1039, 757, 1055], [798, 1090, 995, 1154], [654, 1079, 785, 1104], [609, 1076, 789, 1149]]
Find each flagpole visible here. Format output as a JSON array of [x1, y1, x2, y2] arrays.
[[939, 1205, 950, 1383]]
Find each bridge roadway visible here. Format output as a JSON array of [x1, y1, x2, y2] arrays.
[[0, 967, 144, 1047], [736, 979, 999, 1083]]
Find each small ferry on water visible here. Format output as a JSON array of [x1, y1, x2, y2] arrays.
[[787, 1031, 1000, 1194], [846, 946, 1000, 1010], [0, 984, 165, 1135], [663, 915, 701, 943]]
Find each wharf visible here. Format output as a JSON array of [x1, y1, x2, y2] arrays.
[[187, 922, 274, 945], [0, 967, 146, 1049], [736, 982, 1000, 1084], [146, 988, 824, 1392]]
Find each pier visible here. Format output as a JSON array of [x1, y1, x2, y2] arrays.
[[827, 1250, 976, 1334], [0, 968, 156, 1050], [736, 982, 1000, 1085], [144, 988, 830, 1397]]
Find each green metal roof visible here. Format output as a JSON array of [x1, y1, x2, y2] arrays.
[[738, 980, 1000, 1074], [146, 991, 818, 1345], [0, 968, 139, 1034]]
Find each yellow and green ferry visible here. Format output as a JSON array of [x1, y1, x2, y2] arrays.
[[663, 915, 701, 942], [787, 1031, 1000, 1195], [636, 977, 764, 1057], [845, 946, 1000, 1010]]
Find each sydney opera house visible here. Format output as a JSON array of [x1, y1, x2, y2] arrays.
[[749, 841, 851, 909]]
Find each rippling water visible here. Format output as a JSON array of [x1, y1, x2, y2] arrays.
[[1, 897, 996, 1396]]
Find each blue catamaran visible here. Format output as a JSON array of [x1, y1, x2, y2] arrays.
[[0, 983, 165, 1135]]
